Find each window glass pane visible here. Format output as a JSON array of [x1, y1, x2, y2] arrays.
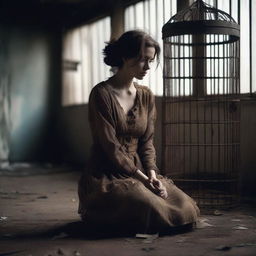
[[62, 17, 111, 106], [231, 0, 238, 23], [252, 0, 256, 93], [124, 0, 176, 96], [62, 28, 83, 106], [240, 0, 250, 93], [218, 0, 230, 14], [204, 0, 217, 8]]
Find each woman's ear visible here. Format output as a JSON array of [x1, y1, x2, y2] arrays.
[[122, 57, 129, 68]]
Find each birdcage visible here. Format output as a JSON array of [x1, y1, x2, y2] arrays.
[[162, 0, 240, 209]]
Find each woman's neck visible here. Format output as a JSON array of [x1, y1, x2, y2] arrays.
[[109, 69, 134, 90]]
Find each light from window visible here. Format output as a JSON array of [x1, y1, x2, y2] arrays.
[[251, 0, 256, 93], [124, 0, 177, 96], [62, 17, 111, 106]]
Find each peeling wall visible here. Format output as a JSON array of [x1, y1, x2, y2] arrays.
[[0, 28, 11, 161], [0, 25, 61, 163]]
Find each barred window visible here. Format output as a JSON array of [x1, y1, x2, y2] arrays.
[[124, 0, 177, 96], [62, 17, 111, 106]]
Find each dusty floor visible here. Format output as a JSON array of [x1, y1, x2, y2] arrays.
[[0, 169, 256, 256]]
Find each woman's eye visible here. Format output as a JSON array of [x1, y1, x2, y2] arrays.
[[140, 59, 154, 63]]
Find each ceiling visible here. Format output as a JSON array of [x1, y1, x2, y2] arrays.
[[0, 0, 139, 28]]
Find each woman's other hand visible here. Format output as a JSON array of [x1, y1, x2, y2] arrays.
[[148, 170, 168, 199], [152, 178, 168, 199]]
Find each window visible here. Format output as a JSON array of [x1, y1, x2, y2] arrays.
[[62, 17, 111, 106], [252, 0, 256, 93], [124, 0, 177, 96], [61, 0, 255, 106], [205, 0, 255, 94]]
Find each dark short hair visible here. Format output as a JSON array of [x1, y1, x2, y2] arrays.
[[103, 30, 160, 68]]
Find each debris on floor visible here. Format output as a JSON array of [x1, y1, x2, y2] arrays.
[[215, 242, 256, 251], [196, 217, 214, 229], [176, 237, 187, 243], [136, 233, 159, 243], [232, 225, 248, 230], [231, 219, 241, 222], [215, 245, 232, 251], [57, 248, 65, 255], [0, 216, 8, 221], [141, 247, 155, 252], [52, 232, 69, 240], [73, 250, 81, 256], [213, 210, 223, 216], [37, 196, 48, 199]]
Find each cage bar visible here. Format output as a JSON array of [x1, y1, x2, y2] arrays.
[[162, 0, 240, 209]]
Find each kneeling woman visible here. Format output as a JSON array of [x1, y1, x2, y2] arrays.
[[78, 30, 199, 234]]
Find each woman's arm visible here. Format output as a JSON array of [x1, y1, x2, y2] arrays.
[[138, 88, 159, 173], [89, 85, 138, 176], [137, 88, 168, 198]]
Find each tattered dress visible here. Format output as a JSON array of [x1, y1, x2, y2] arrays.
[[78, 81, 199, 233]]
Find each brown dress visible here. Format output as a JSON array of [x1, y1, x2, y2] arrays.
[[78, 81, 199, 234]]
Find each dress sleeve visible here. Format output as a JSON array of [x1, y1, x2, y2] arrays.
[[89, 86, 138, 176], [138, 89, 160, 173]]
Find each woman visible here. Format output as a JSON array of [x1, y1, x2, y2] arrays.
[[78, 30, 199, 235]]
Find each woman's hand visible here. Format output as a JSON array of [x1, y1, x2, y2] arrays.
[[134, 170, 159, 193], [151, 178, 168, 199], [134, 169, 168, 199], [147, 170, 168, 199]]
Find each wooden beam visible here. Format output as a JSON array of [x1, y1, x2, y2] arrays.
[[110, 0, 124, 40]]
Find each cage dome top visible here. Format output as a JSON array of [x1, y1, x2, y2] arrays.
[[162, 0, 240, 41]]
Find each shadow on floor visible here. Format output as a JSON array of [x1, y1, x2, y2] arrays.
[[1, 221, 195, 241]]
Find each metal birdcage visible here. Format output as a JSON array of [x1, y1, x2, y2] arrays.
[[162, 0, 240, 209]]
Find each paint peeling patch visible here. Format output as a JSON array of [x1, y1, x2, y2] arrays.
[[10, 95, 23, 133], [0, 76, 11, 161]]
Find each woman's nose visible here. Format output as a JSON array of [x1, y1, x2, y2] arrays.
[[144, 61, 150, 70]]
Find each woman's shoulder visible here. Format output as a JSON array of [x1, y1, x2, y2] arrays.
[[89, 81, 113, 107], [135, 83, 154, 100], [90, 81, 110, 99], [91, 81, 109, 94]]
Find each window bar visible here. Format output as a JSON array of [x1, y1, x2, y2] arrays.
[[177, 36, 181, 176], [210, 35, 213, 180], [234, 40, 236, 94], [249, 0, 252, 95], [203, 34, 207, 177], [79, 29, 85, 103], [238, 0, 240, 25], [217, 34, 220, 181], [162, 41, 167, 174], [143, 0, 146, 29], [213, 0, 217, 8], [228, 40, 231, 176], [174, 39, 177, 97], [148, 0, 151, 41], [232, 43, 236, 95], [182, 35, 186, 175], [133, 5, 136, 28], [229, 41, 234, 176], [223, 38, 227, 178], [155, 0, 159, 94], [189, 35, 192, 185], [196, 49, 199, 185]]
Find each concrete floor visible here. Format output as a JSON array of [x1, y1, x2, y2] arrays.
[[0, 170, 256, 256]]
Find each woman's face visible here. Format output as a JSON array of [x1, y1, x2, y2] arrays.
[[122, 46, 156, 80]]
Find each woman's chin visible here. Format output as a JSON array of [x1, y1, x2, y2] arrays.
[[136, 74, 146, 80]]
